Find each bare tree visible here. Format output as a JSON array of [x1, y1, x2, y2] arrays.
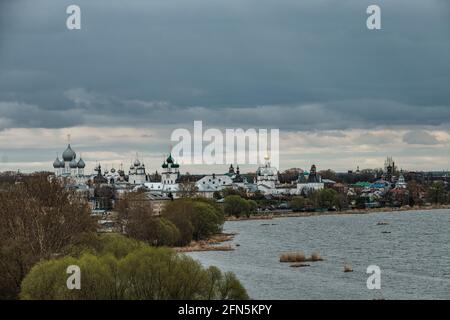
[[178, 180, 199, 198], [0, 174, 96, 299]]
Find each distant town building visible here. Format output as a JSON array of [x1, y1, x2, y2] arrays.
[[297, 164, 324, 194], [256, 154, 279, 193]]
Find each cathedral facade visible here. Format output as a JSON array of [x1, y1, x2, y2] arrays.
[[53, 143, 86, 178]]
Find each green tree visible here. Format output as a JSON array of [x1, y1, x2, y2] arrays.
[[213, 191, 223, 200], [224, 195, 250, 217], [319, 169, 337, 181], [190, 202, 223, 240], [250, 190, 265, 200], [222, 187, 247, 198], [355, 196, 367, 209], [333, 193, 348, 211], [426, 181, 448, 204], [116, 192, 180, 246], [157, 218, 181, 246], [313, 189, 338, 209], [20, 235, 249, 300], [247, 200, 258, 216], [290, 196, 306, 211], [162, 199, 224, 245]]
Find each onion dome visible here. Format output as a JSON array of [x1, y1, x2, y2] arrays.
[[53, 156, 63, 168], [162, 161, 168, 169], [166, 154, 174, 164], [133, 159, 141, 167], [110, 168, 116, 173], [62, 144, 76, 162], [172, 162, 179, 168], [93, 172, 107, 184], [69, 158, 78, 168], [77, 158, 86, 169]]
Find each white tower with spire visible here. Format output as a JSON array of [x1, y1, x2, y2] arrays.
[[256, 153, 279, 191], [161, 153, 180, 185]]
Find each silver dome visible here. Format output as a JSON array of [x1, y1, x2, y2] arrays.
[[69, 158, 78, 168], [53, 157, 63, 168], [77, 158, 86, 169], [62, 144, 76, 162]]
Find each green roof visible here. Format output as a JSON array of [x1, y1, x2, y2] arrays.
[[355, 181, 371, 187]]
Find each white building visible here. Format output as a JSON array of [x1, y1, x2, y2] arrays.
[[144, 154, 180, 196], [196, 173, 233, 195], [256, 155, 279, 193], [104, 166, 127, 184], [395, 172, 407, 189], [128, 155, 148, 185], [296, 164, 324, 194]]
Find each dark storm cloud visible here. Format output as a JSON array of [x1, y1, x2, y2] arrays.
[[0, 0, 449, 130]]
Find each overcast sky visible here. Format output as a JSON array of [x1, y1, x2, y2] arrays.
[[0, 0, 449, 173]]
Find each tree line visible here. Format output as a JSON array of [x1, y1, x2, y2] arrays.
[[21, 234, 248, 300], [0, 175, 248, 300], [116, 194, 225, 246]]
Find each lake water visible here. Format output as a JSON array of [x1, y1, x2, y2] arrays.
[[188, 209, 450, 300]]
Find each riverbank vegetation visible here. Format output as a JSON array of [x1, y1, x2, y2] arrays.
[[21, 234, 249, 300], [0, 176, 247, 300], [117, 195, 225, 247], [223, 195, 257, 218], [0, 174, 95, 299], [279, 251, 323, 263]]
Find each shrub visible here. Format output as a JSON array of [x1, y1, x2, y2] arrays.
[[20, 235, 249, 300], [224, 195, 250, 217], [310, 251, 323, 261], [279, 251, 305, 262], [280, 251, 323, 262], [290, 197, 306, 211], [163, 199, 224, 245]]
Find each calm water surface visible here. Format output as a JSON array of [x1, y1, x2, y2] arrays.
[[188, 209, 450, 299]]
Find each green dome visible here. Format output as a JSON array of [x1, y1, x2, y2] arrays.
[[166, 154, 174, 164]]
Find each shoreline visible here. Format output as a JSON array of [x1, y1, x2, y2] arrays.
[[226, 204, 450, 222], [174, 233, 236, 253], [178, 205, 450, 252]]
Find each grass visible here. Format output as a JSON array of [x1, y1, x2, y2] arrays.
[[310, 251, 323, 261], [279, 251, 305, 262], [280, 251, 323, 263], [343, 264, 353, 272]]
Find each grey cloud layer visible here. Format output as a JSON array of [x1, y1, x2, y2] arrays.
[[403, 130, 439, 145], [2, 90, 450, 132], [0, 0, 449, 132]]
